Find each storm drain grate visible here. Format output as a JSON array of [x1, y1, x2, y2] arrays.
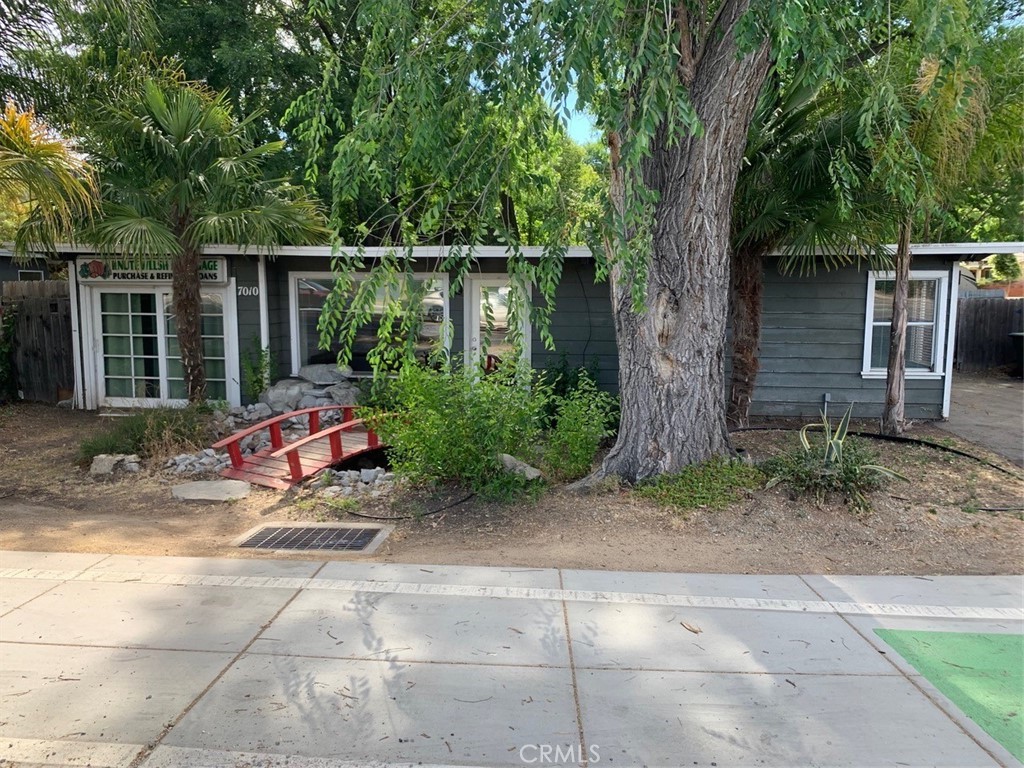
[[238, 524, 384, 552]]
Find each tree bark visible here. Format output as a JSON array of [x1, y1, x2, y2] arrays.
[[599, 7, 772, 483], [173, 243, 207, 403], [881, 215, 913, 435], [726, 245, 765, 428]]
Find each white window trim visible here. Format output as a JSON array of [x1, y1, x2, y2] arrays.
[[86, 282, 241, 408], [861, 269, 949, 380], [289, 271, 451, 376], [18, 269, 44, 280], [463, 274, 532, 369]]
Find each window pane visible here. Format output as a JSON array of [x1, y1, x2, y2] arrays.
[[906, 325, 935, 369], [872, 280, 895, 322], [103, 335, 131, 356], [871, 325, 890, 369], [105, 357, 132, 376], [166, 358, 183, 379], [298, 278, 331, 309], [201, 315, 224, 336], [101, 314, 130, 334], [167, 379, 187, 400], [105, 377, 133, 397], [101, 293, 128, 313], [206, 359, 226, 379], [131, 293, 156, 314], [133, 336, 159, 357], [207, 380, 227, 399], [907, 280, 937, 323], [203, 337, 225, 358], [131, 313, 157, 335]]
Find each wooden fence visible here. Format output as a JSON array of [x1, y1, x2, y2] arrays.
[[0, 280, 74, 403], [955, 296, 1024, 372]]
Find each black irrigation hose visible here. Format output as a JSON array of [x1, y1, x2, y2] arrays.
[[730, 425, 1024, 480], [344, 492, 477, 521]]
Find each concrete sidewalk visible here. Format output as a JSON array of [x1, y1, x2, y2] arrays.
[[0, 551, 1021, 768]]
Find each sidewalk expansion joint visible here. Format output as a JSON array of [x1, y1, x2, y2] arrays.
[[796, 574, 1013, 768]]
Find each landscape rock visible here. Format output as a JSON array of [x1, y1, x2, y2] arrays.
[[171, 479, 251, 502], [90, 454, 128, 477], [249, 402, 273, 421], [259, 379, 306, 413], [297, 364, 353, 385], [360, 467, 379, 484], [498, 453, 543, 481], [325, 382, 361, 406]]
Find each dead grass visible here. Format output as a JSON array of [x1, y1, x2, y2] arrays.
[[0, 402, 1020, 574]]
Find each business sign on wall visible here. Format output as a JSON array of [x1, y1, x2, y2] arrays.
[[77, 256, 227, 284]]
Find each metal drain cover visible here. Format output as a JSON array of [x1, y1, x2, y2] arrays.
[[233, 523, 390, 554]]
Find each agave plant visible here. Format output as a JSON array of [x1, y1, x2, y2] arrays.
[[765, 404, 906, 510], [798, 404, 906, 480]]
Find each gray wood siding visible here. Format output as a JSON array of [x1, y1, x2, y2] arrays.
[[531, 262, 618, 389], [742, 257, 952, 420], [258, 252, 954, 420], [228, 256, 262, 402]]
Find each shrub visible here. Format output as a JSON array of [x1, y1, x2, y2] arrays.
[[636, 457, 764, 511], [241, 343, 273, 403], [363, 361, 549, 498], [79, 405, 213, 463], [761, 405, 906, 511], [542, 372, 618, 481]]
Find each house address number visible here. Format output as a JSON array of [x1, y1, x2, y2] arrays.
[[237, 286, 260, 296]]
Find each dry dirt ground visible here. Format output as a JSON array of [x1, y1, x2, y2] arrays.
[[0, 403, 1021, 575]]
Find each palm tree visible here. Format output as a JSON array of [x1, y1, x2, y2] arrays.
[[83, 76, 328, 402], [726, 79, 892, 428], [0, 101, 96, 252]]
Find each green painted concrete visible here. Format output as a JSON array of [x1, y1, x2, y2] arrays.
[[875, 629, 1024, 761]]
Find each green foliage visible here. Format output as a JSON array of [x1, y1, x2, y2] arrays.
[[762, 406, 907, 511], [636, 458, 764, 511], [363, 361, 549, 499], [78, 405, 212, 462], [990, 254, 1022, 283], [241, 342, 273, 403], [542, 372, 618, 482], [0, 304, 17, 403]]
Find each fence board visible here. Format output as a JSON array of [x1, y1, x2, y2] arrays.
[[0, 281, 74, 402], [955, 296, 1023, 372]]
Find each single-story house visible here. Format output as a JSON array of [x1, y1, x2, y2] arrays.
[[20, 241, 1024, 419], [0, 253, 50, 282]]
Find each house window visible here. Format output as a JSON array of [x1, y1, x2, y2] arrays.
[[291, 273, 449, 374], [18, 270, 43, 281], [863, 270, 949, 378]]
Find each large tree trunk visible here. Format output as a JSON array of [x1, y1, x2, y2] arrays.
[[881, 216, 913, 435], [726, 246, 765, 428], [172, 243, 207, 403], [599, 7, 771, 483]]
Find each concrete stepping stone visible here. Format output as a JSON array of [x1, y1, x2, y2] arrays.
[[171, 479, 251, 502]]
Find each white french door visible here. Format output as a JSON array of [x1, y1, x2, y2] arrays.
[[463, 275, 531, 371], [93, 287, 235, 407]]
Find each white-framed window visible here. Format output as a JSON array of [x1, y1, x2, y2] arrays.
[[862, 270, 949, 379], [18, 270, 44, 281], [93, 287, 238, 405], [289, 271, 450, 375]]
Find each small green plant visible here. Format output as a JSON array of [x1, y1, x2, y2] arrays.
[[636, 457, 764, 511], [762, 405, 906, 511], [79, 405, 212, 462], [542, 372, 618, 481], [363, 360, 549, 499], [0, 304, 17, 403], [241, 343, 274, 403]]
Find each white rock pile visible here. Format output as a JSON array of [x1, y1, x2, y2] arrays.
[[315, 467, 396, 498]]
